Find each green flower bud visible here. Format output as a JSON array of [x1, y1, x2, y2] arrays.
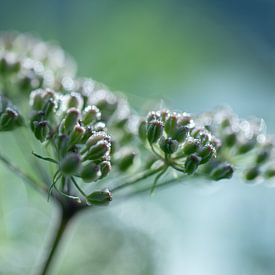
[[183, 138, 200, 155], [0, 56, 8, 74], [85, 140, 110, 160], [82, 105, 101, 125], [160, 110, 170, 122], [190, 127, 202, 138], [147, 120, 163, 144], [69, 125, 85, 146], [159, 137, 179, 154], [86, 189, 112, 206], [221, 118, 231, 128], [60, 152, 81, 175], [173, 126, 188, 143], [30, 90, 44, 110], [224, 131, 237, 147], [0, 108, 22, 131], [85, 132, 110, 149], [198, 144, 215, 164], [66, 93, 83, 109], [264, 167, 275, 179], [100, 161, 112, 178], [256, 150, 270, 165], [64, 108, 79, 132], [210, 163, 234, 181], [43, 98, 55, 117], [117, 151, 136, 171], [80, 162, 100, 182], [81, 126, 93, 143], [33, 121, 50, 142], [178, 112, 192, 126], [199, 132, 211, 145], [138, 120, 147, 142], [147, 111, 160, 122], [164, 114, 177, 137], [245, 166, 260, 181], [238, 140, 256, 154], [185, 154, 201, 174]]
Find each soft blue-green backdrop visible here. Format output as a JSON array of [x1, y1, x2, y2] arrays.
[[0, 1, 275, 274]]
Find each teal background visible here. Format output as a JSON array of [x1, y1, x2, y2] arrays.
[[0, 1, 275, 274]]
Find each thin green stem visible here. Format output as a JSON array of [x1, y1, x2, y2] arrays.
[[71, 176, 87, 198], [39, 210, 71, 275], [150, 166, 168, 194], [111, 164, 165, 193], [120, 174, 187, 200]]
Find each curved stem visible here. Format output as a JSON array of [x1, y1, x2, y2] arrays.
[[39, 206, 77, 275], [111, 164, 165, 193]]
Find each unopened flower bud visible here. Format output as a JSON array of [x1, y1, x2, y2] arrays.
[[160, 110, 170, 122], [117, 151, 136, 171], [86, 189, 112, 206], [256, 150, 270, 165], [224, 131, 237, 147], [85, 140, 110, 160], [199, 132, 211, 145], [147, 111, 160, 122], [100, 161, 112, 178], [159, 137, 178, 154], [66, 93, 83, 109], [210, 163, 234, 181], [183, 138, 200, 155], [238, 140, 255, 154], [178, 113, 192, 126], [85, 132, 110, 149], [173, 126, 188, 143], [185, 154, 201, 174], [147, 120, 163, 144], [64, 108, 79, 132], [81, 126, 93, 143], [43, 98, 56, 117], [69, 125, 85, 146], [245, 166, 260, 181], [198, 144, 215, 164], [0, 108, 22, 131], [164, 114, 177, 137], [33, 120, 50, 142], [80, 162, 100, 182], [138, 120, 147, 142], [60, 152, 81, 175], [30, 90, 44, 110], [264, 167, 275, 179], [82, 105, 101, 125]]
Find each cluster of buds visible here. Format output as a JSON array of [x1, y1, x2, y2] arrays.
[[197, 107, 275, 182], [29, 88, 112, 201], [75, 80, 139, 172], [138, 109, 233, 180], [0, 32, 76, 96], [0, 95, 23, 131]]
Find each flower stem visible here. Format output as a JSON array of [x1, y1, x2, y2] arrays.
[[111, 164, 165, 193], [38, 203, 80, 275]]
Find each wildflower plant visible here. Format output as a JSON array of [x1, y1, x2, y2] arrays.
[[0, 32, 274, 274]]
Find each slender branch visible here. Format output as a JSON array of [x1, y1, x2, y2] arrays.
[[111, 164, 165, 193], [120, 174, 187, 200], [39, 209, 71, 275], [0, 153, 47, 193]]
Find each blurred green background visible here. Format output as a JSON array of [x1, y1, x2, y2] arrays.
[[0, 0, 275, 274]]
